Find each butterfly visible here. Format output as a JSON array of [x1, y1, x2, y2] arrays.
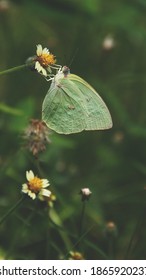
[[42, 66, 113, 134]]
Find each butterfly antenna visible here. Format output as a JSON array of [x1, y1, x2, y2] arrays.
[[68, 47, 79, 68]]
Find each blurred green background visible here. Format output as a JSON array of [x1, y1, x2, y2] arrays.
[[1, 0, 146, 260]]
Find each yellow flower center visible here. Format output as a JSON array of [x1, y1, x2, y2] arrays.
[[37, 53, 56, 67], [70, 252, 84, 260], [28, 177, 43, 193]]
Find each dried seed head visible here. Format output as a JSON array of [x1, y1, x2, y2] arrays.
[[105, 221, 118, 238], [23, 119, 51, 156], [102, 35, 115, 51]]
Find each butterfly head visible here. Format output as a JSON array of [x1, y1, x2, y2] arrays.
[[62, 66, 70, 77]]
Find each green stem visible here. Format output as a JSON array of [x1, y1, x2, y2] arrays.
[[49, 208, 72, 251], [35, 157, 44, 178], [0, 196, 26, 225], [108, 236, 114, 259], [63, 224, 95, 259], [0, 64, 26, 76], [124, 206, 146, 259], [79, 201, 86, 238]]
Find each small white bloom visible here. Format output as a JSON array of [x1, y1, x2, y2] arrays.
[[21, 170, 51, 200], [79, 187, 92, 201], [81, 188, 92, 196], [34, 44, 57, 77]]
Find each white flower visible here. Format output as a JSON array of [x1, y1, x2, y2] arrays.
[[81, 188, 92, 196], [35, 44, 56, 77], [79, 187, 92, 201], [22, 170, 51, 200]]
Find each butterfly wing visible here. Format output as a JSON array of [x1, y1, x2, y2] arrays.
[[42, 74, 89, 134], [68, 74, 113, 130]]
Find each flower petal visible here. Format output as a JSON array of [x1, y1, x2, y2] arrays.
[[28, 190, 36, 200], [42, 179, 50, 188], [41, 67, 47, 77], [35, 61, 41, 72], [35, 61, 47, 76], [26, 170, 34, 181], [22, 184, 29, 193], [42, 47, 50, 55], [36, 44, 42, 56], [39, 188, 51, 197]]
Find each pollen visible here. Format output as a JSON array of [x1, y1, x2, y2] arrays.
[[28, 177, 43, 193], [37, 53, 56, 67]]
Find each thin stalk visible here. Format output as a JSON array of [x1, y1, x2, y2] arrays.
[[45, 208, 50, 260], [108, 236, 114, 259], [0, 64, 26, 76], [63, 224, 95, 259], [34, 157, 44, 178], [49, 208, 72, 251], [124, 207, 146, 259], [34, 158, 72, 252], [0, 196, 26, 225], [78, 200, 86, 238]]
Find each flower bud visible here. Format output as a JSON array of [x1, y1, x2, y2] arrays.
[[79, 188, 92, 201]]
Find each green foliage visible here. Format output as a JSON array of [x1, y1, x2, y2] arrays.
[[1, 0, 146, 260]]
